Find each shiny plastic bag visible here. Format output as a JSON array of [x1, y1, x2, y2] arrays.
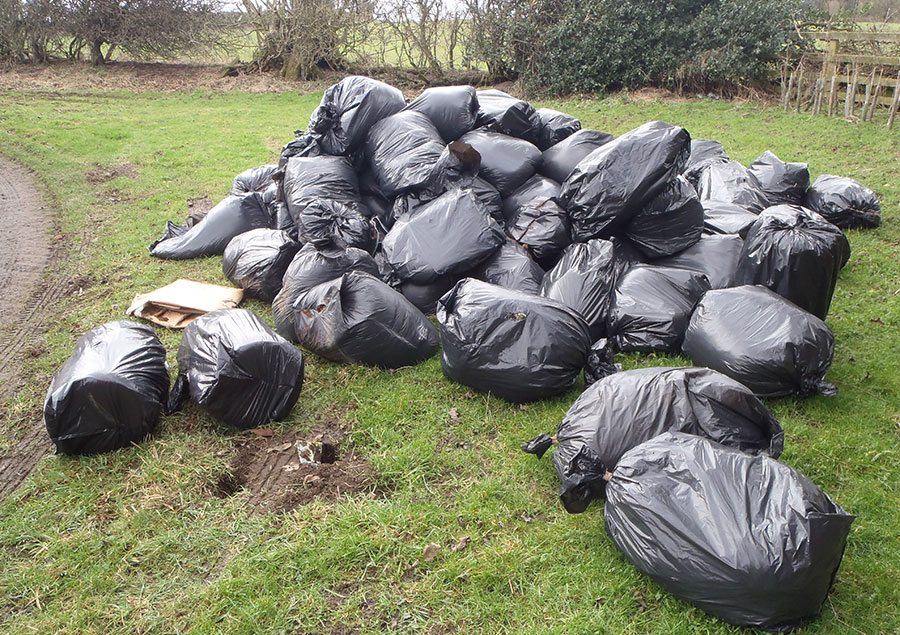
[[223, 229, 302, 302], [625, 176, 703, 258], [458, 130, 542, 196], [804, 174, 881, 229], [540, 129, 613, 184], [404, 85, 479, 142], [748, 150, 809, 205]]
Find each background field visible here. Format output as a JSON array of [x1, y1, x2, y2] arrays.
[[0, 86, 899, 633]]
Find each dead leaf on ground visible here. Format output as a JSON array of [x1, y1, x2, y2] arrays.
[[267, 441, 293, 453], [249, 428, 274, 438], [632, 590, 649, 612], [870, 318, 885, 325], [594, 597, 607, 607], [450, 536, 471, 552], [423, 543, 441, 562], [449, 407, 461, 421]]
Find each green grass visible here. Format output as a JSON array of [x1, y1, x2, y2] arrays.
[[0, 86, 899, 634]]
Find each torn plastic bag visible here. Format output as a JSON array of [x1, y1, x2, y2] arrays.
[[607, 265, 710, 353], [364, 110, 446, 198], [308, 75, 406, 155], [540, 239, 617, 339], [399, 275, 456, 315], [748, 150, 809, 206], [149, 192, 270, 260], [272, 244, 380, 340], [281, 155, 362, 221], [222, 229, 302, 302], [458, 130, 542, 196], [383, 188, 505, 284], [44, 321, 169, 455], [683, 285, 836, 398], [736, 205, 850, 319], [526, 366, 784, 512], [404, 85, 479, 142], [290, 271, 438, 368], [437, 278, 592, 403], [507, 196, 572, 269], [625, 176, 703, 258], [701, 199, 758, 237], [501, 174, 560, 222], [535, 108, 581, 150], [681, 138, 729, 186], [475, 89, 543, 146], [695, 160, 770, 214], [170, 309, 304, 429], [560, 121, 691, 242], [295, 200, 376, 254], [804, 174, 881, 229], [231, 164, 278, 195], [654, 234, 743, 289], [583, 338, 621, 387], [469, 241, 544, 295], [540, 129, 614, 184], [605, 432, 853, 632]]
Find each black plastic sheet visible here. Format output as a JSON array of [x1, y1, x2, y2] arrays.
[[290, 271, 438, 368], [507, 197, 572, 269], [404, 85, 479, 142], [44, 321, 169, 455], [308, 75, 406, 155], [695, 160, 770, 214], [625, 176, 703, 258], [748, 150, 810, 206], [804, 174, 881, 229], [501, 174, 560, 222], [605, 432, 853, 632], [540, 239, 617, 339], [701, 199, 758, 237], [475, 89, 543, 146], [222, 229, 302, 302], [364, 110, 446, 197], [540, 129, 614, 184], [383, 188, 505, 284], [535, 108, 582, 150], [172, 309, 305, 429], [437, 278, 592, 403], [538, 366, 784, 513], [560, 121, 691, 242], [736, 204, 850, 319], [469, 241, 544, 295], [607, 265, 710, 353], [149, 193, 270, 260], [458, 130, 542, 196], [232, 164, 278, 195], [683, 285, 836, 397], [653, 234, 742, 289], [273, 244, 380, 340]]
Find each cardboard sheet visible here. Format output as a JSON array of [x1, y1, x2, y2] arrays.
[[126, 279, 243, 329]]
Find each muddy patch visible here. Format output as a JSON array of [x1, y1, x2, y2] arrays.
[[86, 162, 137, 184], [212, 418, 380, 513]]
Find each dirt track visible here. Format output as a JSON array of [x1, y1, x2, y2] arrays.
[[0, 157, 54, 497]]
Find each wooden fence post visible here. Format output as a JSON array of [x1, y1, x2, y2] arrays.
[[888, 71, 900, 130]]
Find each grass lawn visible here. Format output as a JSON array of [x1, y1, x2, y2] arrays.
[[0, 84, 899, 634]]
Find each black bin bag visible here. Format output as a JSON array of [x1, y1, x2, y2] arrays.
[[524, 366, 784, 513], [44, 321, 169, 455], [281, 155, 362, 221], [232, 164, 278, 195], [308, 75, 406, 156], [654, 234, 743, 289], [383, 188, 505, 284], [364, 110, 446, 198], [290, 271, 439, 368], [295, 200, 375, 254], [149, 192, 270, 260], [683, 285, 836, 398], [605, 432, 854, 632], [458, 130, 542, 196], [507, 196, 572, 269], [736, 204, 850, 319], [540, 239, 616, 339], [695, 160, 770, 214], [501, 174, 560, 222], [748, 150, 810, 205], [272, 244, 379, 341], [804, 174, 881, 229], [701, 199, 758, 237], [540, 129, 613, 184], [469, 241, 544, 295], [607, 265, 710, 353], [559, 121, 691, 242], [437, 278, 592, 403], [404, 85, 479, 142], [535, 108, 581, 150], [172, 309, 304, 430], [625, 175, 703, 258], [681, 138, 729, 186], [223, 229, 302, 302], [400, 275, 456, 315], [475, 89, 543, 146]]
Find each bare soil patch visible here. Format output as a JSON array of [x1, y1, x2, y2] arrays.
[[86, 162, 138, 184], [212, 415, 380, 513]]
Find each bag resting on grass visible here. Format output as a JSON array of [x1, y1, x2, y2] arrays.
[[804, 174, 881, 229], [222, 229, 301, 302]]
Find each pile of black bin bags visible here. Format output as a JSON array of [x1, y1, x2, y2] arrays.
[[45, 75, 880, 631]]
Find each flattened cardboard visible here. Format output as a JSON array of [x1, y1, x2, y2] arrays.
[[127, 279, 243, 329]]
